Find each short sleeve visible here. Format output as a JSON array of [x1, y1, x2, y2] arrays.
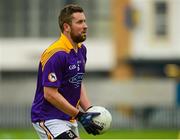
[[42, 52, 65, 88]]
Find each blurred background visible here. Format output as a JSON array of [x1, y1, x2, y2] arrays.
[[0, 0, 180, 139]]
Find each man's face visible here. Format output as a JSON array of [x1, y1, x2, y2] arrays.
[[70, 12, 88, 43]]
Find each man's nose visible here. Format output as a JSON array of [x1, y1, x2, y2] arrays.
[[84, 23, 88, 29]]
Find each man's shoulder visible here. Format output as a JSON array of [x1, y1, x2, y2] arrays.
[[42, 39, 70, 56], [40, 40, 69, 68]]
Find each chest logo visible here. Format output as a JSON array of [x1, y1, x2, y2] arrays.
[[48, 73, 57, 82], [69, 73, 84, 88]]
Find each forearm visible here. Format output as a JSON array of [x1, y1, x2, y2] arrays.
[[44, 87, 79, 117], [80, 84, 91, 111]]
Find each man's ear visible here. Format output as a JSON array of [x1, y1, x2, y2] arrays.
[[63, 23, 70, 32]]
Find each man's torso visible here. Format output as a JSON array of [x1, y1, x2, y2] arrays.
[[31, 34, 87, 122]]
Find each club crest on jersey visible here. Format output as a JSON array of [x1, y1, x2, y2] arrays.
[[48, 73, 57, 82]]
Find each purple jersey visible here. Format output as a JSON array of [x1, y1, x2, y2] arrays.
[[31, 34, 87, 122]]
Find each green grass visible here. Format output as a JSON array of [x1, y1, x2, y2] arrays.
[[0, 129, 179, 139], [80, 129, 179, 139]]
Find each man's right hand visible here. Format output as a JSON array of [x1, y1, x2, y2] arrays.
[[75, 111, 103, 135]]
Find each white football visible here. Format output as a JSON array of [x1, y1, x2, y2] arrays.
[[87, 106, 112, 134]]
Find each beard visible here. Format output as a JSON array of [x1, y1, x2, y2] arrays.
[[70, 31, 87, 43]]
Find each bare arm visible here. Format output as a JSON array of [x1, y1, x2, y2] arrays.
[[44, 86, 79, 117], [79, 83, 92, 111]]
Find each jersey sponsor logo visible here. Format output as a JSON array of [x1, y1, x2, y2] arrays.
[[48, 73, 57, 82], [69, 60, 83, 71], [69, 73, 84, 88]]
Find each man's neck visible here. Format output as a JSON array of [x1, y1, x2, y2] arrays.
[[63, 32, 78, 52]]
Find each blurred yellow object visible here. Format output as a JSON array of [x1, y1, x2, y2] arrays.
[[164, 64, 180, 78], [178, 131, 180, 139]]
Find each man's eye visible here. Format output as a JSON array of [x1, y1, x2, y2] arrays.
[[78, 21, 83, 23]]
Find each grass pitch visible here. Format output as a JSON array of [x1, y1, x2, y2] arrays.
[[0, 129, 179, 139]]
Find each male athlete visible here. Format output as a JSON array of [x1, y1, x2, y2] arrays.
[[31, 4, 102, 139]]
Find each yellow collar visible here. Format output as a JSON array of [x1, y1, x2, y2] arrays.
[[59, 33, 82, 51]]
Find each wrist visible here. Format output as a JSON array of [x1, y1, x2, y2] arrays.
[[75, 111, 84, 119], [86, 106, 93, 111]]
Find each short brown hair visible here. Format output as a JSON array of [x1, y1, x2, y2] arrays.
[[58, 4, 84, 32]]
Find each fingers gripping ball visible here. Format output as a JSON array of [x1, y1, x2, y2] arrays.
[[87, 106, 112, 134], [75, 111, 102, 135]]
